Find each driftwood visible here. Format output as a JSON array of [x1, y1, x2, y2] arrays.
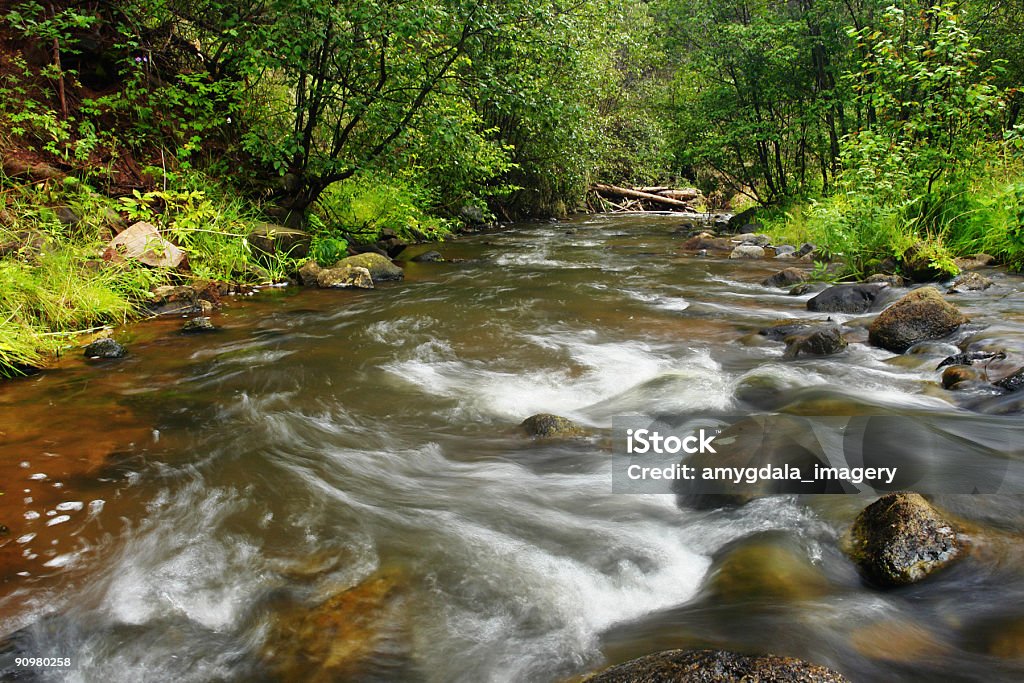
[[590, 183, 699, 212]]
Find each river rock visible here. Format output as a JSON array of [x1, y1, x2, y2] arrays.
[[83, 338, 126, 359], [298, 260, 322, 287], [947, 272, 993, 293], [316, 265, 374, 289], [807, 283, 888, 313], [104, 221, 185, 268], [411, 250, 443, 262], [585, 649, 849, 683], [955, 253, 997, 270], [181, 316, 217, 333], [941, 365, 981, 389], [740, 233, 771, 247], [707, 534, 829, 602], [761, 267, 807, 288], [844, 492, 961, 587], [868, 287, 968, 353], [774, 244, 797, 256], [249, 223, 311, 260], [334, 253, 404, 282], [262, 568, 406, 681], [796, 243, 815, 258], [789, 283, 813, 296], [864, 273, 905, 287], [784, 326, 847, 358], [936, 350, 1006, 370], [730, 244, 765, 259], [994, 367, 1024, 392], [758, 319, 828, 341], [520, 413, 585, 438], [681, 234, 732, 252]]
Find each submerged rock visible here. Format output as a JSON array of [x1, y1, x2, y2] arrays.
[[83, 338, 126, 359], [784, 326, 848, 359], [707, 534, 829, 602], [994, 367, 1024, 392], [729, 244, 765, 259], [807, 283, 888, 314], [181, 317, 217, 333], [947, 272, 994, 293], [844, 492, 961, 587], [316, 265, 374, 289], [868, 287, 967, 353], [585, 649, 849, 683], [761, 267, 807, 288], [262, 568, 406, 682], [411, 250, 443, 262], [334, 253, 404, 282], [942, 365, 981, 389], [520, 413, 585, 438]]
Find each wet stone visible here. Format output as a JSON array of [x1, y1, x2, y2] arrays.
[[181, 317, 217, 333], [83, 338, 126, 359]]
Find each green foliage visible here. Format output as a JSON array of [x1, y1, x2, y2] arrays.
[[314, 172, 452, 244]]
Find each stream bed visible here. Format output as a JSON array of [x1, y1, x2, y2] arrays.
[[2, 214, 1024, 682]]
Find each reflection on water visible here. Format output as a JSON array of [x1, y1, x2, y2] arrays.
[[1, 214, 1024, 682]]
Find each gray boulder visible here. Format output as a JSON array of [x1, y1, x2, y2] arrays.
[[807, 283, 888, 314], [784, 326, 848, 359], [730, 244, 765, 259]]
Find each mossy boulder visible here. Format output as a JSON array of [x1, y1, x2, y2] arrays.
[[298, 259, 322, 287], [868, 287, 968, 353], [520, 413, 585, 438], [334, 253, 404, 282], [844, 492, 961, 587], [900, 242, 956, 282], [317, 265, 374, 289], [585, 649, 849, 683]]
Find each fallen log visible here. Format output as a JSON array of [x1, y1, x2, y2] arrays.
[[591, 183, 697, 211]]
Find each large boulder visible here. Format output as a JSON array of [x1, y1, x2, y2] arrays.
[[520, 413, 585, 438], [317, 265, 374, 289], [585, 649, 849, 683], [868, 287, 967, 353], [807, 283, 889, 313], [104, 221, 185, 268], [784, 326, 848, 359], [844, 492, 961, 587], [761, 267, 807, 289], [730, 244, 765, 259], [334, 253, 404, 282]]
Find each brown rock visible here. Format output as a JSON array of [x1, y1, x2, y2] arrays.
[[868, 287, 967, 353], [298, 260, 322, 287], [947, 272, 994, 293], [942, 365, 980, 389], [761, 267, 808, 288], [844, 492, 961, 587]]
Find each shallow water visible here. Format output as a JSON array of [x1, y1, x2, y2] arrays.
[[2, 214, 1024, 682]]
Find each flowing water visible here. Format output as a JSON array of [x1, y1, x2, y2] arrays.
[[2, 214, 1024, 682]]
